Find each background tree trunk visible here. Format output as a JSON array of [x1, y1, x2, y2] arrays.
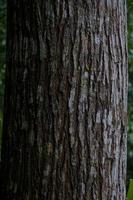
[[0, 0, 127, 200]]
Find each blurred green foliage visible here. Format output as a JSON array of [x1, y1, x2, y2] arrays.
[[0, 0, 133, 187], [0, 0, 6, 109], [127, 179, 133, 200], [127, 0, 133, 181], [0, 0, 5, 151]]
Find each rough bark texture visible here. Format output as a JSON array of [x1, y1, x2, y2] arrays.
[[0, 0, 127, 200]]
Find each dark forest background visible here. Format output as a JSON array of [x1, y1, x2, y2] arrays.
[[0, 0, 133, 182]]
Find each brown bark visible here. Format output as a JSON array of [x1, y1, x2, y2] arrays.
[[0, 0, 127, 200]]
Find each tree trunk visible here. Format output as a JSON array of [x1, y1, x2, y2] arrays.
[[0, 1, 127, 200]]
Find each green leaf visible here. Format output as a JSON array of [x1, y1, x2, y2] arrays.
[[127, 179, 133, 200]]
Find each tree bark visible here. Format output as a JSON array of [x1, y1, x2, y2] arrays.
[[0, 0, 127, 200]]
